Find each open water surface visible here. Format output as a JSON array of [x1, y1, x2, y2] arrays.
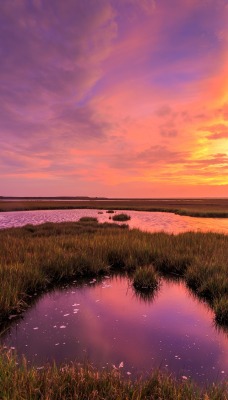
[[1, 276, 227, 386], [0, 208, 228, 234]]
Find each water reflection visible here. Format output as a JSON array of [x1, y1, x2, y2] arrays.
[[0, 208, 228, 234], [1, 276, 227, 385]]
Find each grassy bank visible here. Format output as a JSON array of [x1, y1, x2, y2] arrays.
[[0, 220, 227, 326], [0, 350, 227, 400], [1, 198, 228, 217]]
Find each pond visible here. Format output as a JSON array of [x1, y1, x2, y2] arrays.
[[1, 276, 227, 386], [1, 208, 228, 234]]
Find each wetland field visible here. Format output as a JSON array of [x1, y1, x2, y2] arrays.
[[1, 197, 228, 218], [0, 200, 228, 399]]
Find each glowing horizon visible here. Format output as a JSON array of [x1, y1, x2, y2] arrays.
[[0, 0, 228, 197]]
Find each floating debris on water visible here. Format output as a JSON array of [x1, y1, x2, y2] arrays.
[[8, 315, 17, 320]]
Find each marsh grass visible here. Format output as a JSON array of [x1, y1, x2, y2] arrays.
[[79, 217, 98, 222], [0, 349, 227, 400], [112, 213, 131, 221], [0, 222, 227, 326], [133, 265, 159, 291]]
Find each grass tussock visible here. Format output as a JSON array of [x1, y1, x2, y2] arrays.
[[0, 221, 227, 326], [0, 349, 227, 400], [133, 265, 159, 291], [112, 213, 131, 221]]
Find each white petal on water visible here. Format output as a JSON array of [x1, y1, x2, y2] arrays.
[[182, 376, 188, 380], [60, 325, 66, 329], [63, 314, 70, 317], [119, 361, 124, 368], [8, 315, 17, 320], [126, 372, 131, 375], [33, 327, 39, 330]]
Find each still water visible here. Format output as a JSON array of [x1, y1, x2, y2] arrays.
[[1, 276, 227, 385], [0, 208, 228, 234]]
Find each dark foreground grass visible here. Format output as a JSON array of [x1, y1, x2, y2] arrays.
[[1, 198, 228, 217], [0, 350, 227, 400]]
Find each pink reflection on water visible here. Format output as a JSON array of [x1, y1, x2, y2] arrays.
[[1, 277, 227, 385], [0, 209, 228, 234]]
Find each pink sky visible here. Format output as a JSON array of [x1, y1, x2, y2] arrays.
[[0, 0, 228, 197]]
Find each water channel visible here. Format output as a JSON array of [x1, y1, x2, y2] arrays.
[[1, 208, 228, 234]]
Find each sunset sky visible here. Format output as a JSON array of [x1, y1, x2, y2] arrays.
[[1, 0, 228, 197]]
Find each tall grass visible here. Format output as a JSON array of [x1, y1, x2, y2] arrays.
[[0, 349, 227, 400], [0, 221, 227, 326]]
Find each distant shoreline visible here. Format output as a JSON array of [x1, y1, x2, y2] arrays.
[[0, 198, 228, 218]]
